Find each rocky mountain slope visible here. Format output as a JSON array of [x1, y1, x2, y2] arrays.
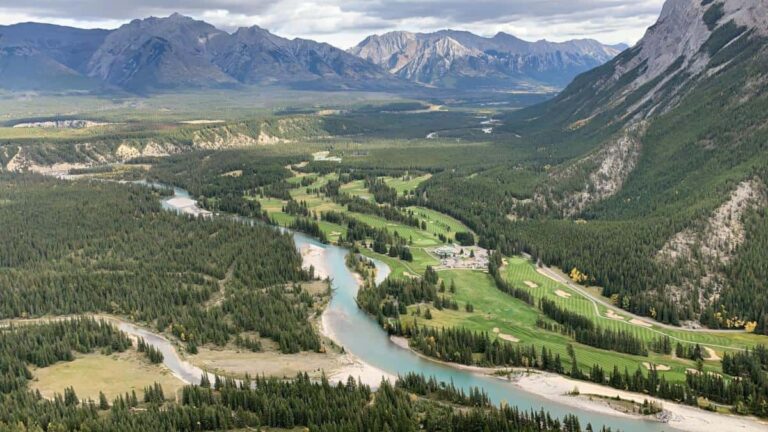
[[209, 25, 394, 89], [0, 23, 108, 91], [0, 14, 402, 93], [0, 15, 622, 93], [86, 14, 236, 91], [518, 0, 768, 130], [500, 0, 768, 328], [350, 30, 624, 90]]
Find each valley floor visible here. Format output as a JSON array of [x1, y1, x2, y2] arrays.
[[13, 151, 768, 430]]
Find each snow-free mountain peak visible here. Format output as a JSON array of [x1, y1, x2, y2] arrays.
[[349, 29, 623, 90]]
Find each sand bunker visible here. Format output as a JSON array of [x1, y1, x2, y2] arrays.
[[643, 362, 671, 371], [498, 333, 520, 343], [704, 346, 721, 361], [523, 280, 539, 288], [629, 318, 652, 328], [554, 290, 571, 299], [605, 310, 625, 320], [493, 327, 519, 342]]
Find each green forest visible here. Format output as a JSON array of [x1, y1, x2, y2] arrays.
[[0, 318, 616, 432], [0, 175, 318, 352]]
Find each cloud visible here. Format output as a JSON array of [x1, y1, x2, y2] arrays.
[[0, 0, 665, 48]]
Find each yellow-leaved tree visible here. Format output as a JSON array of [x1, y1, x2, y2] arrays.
[[745, 321, 758, 333], [569, 268, 588, 283]]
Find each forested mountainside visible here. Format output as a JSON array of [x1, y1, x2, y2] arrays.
[[350, 30, 623, 90], [421, 0, 768, 330]]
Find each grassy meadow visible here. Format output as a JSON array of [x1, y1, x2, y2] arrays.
[[31, 351, 184, 402]]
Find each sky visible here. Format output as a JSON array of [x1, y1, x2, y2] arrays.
[[0, 0, 666, 48]]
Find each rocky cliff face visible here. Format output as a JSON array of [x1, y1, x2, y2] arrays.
[[557, 0, 768, 123], [350, 30, 623, 90], [513, 0, 768, 219]]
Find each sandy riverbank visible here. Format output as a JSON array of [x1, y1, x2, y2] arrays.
[[165, 197, 213, 217], [514, 371, 767, 432], [327, 352, 396, 388], [320, 310, 395, 388], [389, 336, 767, 432], [301, 244, 331, 280]]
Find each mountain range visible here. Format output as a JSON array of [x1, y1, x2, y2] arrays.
[[0, 14, 399, 93], [349, 30, 627, 90], [0, 14, 623, 94]]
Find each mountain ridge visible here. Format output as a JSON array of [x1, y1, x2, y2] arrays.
[[0, 15, 621, 94], [0, 14, 404, 93], [349, 30, 624, 89]]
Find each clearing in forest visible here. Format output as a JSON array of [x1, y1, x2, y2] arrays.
[[31, 351, 184, 402]]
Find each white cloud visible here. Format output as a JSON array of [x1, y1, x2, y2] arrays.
[[0, 8, 124, 29]]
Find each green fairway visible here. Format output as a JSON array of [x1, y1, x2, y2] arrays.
[[385, 174, 432, 195], [348, 211, 442, 247], [407, 206, 472, 241], [360, 245, 439, 278], [254, 171, 449, 270], [340, 180, 372, 200], [501, 257, 768, 353], [404, 268, 723, 382]]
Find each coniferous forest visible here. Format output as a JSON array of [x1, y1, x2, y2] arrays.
[[0, 174, 622, 431], [0, 175, 315, 351], [0, 318, 618, 432]]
